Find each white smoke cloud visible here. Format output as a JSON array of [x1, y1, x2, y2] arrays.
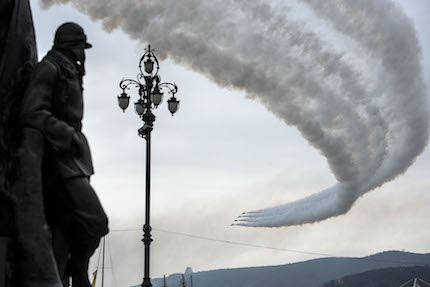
[[39, 0, 429, 227]]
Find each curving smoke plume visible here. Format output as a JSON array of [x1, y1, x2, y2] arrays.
[[39, 0, 429, 227]]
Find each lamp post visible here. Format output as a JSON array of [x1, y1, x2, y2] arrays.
[[117, 45, 180, 287]]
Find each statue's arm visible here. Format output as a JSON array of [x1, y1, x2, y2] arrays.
[[20, 61, 76, 152]]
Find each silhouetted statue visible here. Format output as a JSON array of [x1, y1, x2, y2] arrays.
[[21, 22, 109, 286], [1, 2, 109, 286]]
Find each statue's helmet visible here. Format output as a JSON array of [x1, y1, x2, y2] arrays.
[[53, 22, 92, 50]]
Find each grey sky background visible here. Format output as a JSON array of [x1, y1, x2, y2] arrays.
[[31, 1, 430, 286]]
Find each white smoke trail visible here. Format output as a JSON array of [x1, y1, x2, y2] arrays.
[[39, 0, 429, 227]]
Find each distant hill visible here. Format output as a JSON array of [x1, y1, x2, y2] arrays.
[[321, 265, 430, 287], [134, 251, 430, 287]]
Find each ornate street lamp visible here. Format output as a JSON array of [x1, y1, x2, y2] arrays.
[[117, 45, 180, 287]]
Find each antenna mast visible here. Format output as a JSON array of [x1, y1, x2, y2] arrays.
[[101, 236, 106, 287], [163, 275, 167, 287]]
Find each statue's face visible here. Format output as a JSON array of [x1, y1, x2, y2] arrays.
[[54, 39, 88, 76], [71, 47, 86, 76]]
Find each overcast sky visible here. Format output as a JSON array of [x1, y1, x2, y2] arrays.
[[30, 1, 430, 286]]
